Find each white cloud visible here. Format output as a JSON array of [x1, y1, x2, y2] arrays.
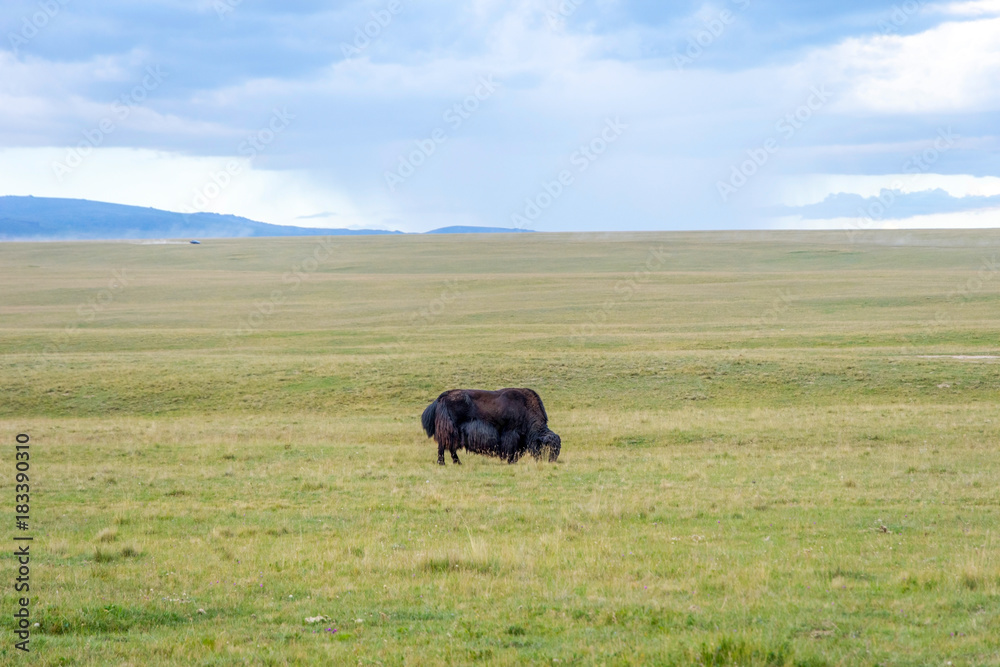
[[812, 15, 1000, 113], [0, 51, 235, 146], [931, 0, 1000, 17]]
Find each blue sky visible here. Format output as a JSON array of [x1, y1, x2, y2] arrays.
[[1, 0, 998, 232]]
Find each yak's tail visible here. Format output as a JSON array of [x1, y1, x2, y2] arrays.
[[421, 400, 438, 437]]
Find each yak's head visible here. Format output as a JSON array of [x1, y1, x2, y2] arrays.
[[531, 428, 561, 462]]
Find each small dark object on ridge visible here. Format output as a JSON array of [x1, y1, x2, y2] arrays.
[[422, 388, 561, 465], [190, 240, 201, 244]]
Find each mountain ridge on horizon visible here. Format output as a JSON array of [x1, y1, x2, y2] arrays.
[[0, 196, 532, 240]]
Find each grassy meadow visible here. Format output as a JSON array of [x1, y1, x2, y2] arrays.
[[2, 230, 999, 665]]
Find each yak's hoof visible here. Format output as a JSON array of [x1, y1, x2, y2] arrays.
[[437, 459, 445, 466], [452, 459, 461, 465]]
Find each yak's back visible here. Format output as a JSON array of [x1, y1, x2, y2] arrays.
[[437, 388, 548, 427], [481, 388, 548, 425], [500, 387, 548, 423]]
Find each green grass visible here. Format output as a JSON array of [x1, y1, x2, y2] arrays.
[[1, 231, 999, 665]]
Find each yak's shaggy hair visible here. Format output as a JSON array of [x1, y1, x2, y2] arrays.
[[421, 388, 561, 465]]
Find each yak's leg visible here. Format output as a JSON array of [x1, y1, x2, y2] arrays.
[[449, 441, 461, 465], [501, 430, 520, 464], [437, 438, 446, 465]]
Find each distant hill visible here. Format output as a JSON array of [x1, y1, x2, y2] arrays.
[[0, 196, 403, 241], [425, 226, 533, 234], [0, 197, 538, 240]]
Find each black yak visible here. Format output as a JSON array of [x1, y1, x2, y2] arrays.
[[421, 388, 561, 465]]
